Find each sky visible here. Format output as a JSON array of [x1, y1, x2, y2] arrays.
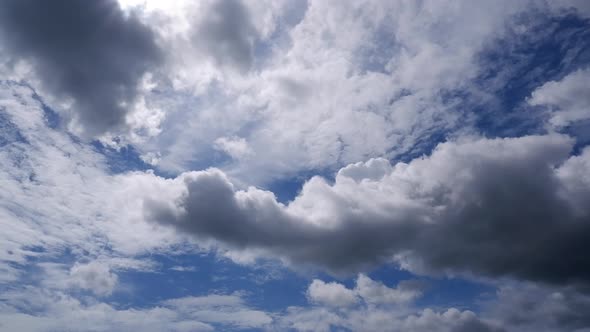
[[0, 0, 590, 331]]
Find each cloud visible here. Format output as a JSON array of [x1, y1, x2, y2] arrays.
[[147, 133, 590, 287], [4, 81, 588, 290], [307, 274, 424, 308], [191, 0, 258, 72], [129, 0, 573, 184], [529, 68, 590, 128], [355, 274, 424, 305], [163, 294, 272, 329], [279, 306, 502, 332], [281, 275, 500, 332], [484, 282, 590, 332], [214, 136, 253, 160], [68, 261, 119, 297], [307, 279, 358, 307], [0, 287, 271, 332], [0, 0, 162, 137], [0, 80, 185, 289]]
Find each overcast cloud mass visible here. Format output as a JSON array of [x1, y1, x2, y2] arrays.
[[1, 1, 590, 331]]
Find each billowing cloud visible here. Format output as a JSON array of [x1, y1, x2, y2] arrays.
[[147, 134, 590, 286], [0, 0, 162, 137]]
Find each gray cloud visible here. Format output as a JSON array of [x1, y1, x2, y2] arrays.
[[193, 0, 257, 72], [484, 283, 590, 332], [0, 0, 162, 136], [147, 134, 590, 287]]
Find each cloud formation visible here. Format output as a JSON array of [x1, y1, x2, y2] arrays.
[[147, 134, 590, 286], [281, 274, 501, 332], [529, 68, 590, 128], [0, 0, 162, 136]]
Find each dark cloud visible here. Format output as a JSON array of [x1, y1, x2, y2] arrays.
[[193, 0, 257, 72], [146, 134, 590, 287], [0, 0, 162, 136]]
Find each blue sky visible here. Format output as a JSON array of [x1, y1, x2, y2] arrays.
[[1, 1, 590, 331]]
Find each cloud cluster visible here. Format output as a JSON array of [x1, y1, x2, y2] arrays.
[[280, 274, 500, 332]]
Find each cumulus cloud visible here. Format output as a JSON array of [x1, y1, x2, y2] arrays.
[[307, 274, 424, 308], [147, 134, 590, 286], [0, 0, 162, 137], [307, 279, 358, 307], [529, 68, 590, 128], [281, 275, 499, 332]]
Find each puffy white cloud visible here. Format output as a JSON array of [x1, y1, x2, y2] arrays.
[[307, 279, 358, 307], [529, 68, 590, 128], [307, 274, 424, 308], [355, 274, 424, 305], [282, 283, 500, 332]]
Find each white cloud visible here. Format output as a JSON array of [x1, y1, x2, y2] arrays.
[[0, 79, 184, 291], [163, 294, 272, 329], [355, 274, 424, 305], [307, 279, 358, 307], [307, 274, 424, 308], [281, 297, 499, 332], [0, 287, 273, 332], [68, 261, 119, 297], [529, 68, 590, 128], [125, 0, 552, 184], [214, 136, 253, 160]]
